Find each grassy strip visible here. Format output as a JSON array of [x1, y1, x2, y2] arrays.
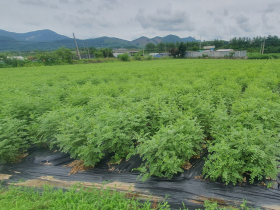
[[0, 55, 172, 68], [0, 183, 259, 210], [0, 183, 171, 210], [247, 52, 280, 59]]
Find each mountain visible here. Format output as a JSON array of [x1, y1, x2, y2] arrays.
[[0, 29, 200, 52], [182, 36, 198, 42], [0, 35, 17, 41], [131, 35, 199, 47], [162, 35, 183, 43], [0, 29, 69, 42], [131, 36, 158, 46], [0, 35, 21, 51]]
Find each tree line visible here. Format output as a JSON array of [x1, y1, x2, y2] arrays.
[[0, 47, 73, 68], [146, 35, 280, 54]]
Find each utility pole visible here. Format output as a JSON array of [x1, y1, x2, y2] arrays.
[[82, 42, 88, 59], [73, 33, 81, 60], [200, 35, 201, 49], [86, 41, 90, 59], [262, 37, 265, 54], [18, 49, 22, 57], [260, 42, 263, 54], [143, 48, 144, 56]]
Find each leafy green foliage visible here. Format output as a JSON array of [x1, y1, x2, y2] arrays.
[[1, 47, 74, 68], [134, 116, 205, 181], [89, 47, 114, 58], [134, 54, 142, 61], [0, 117, 29, 162], [117, 53, 130, 61], [0, 59, 280, 185], [203, 99, 280, 185]]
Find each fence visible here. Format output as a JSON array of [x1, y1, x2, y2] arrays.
[[184, 51, 247, 58], [73, 54, 95, 60]]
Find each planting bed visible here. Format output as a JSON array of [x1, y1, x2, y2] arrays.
[[0, 59, 280, 186]]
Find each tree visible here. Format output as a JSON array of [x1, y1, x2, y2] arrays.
[[169, 47, 179, 58], [117, 53, 130, 61], [156, 42, 165, 52], [178, 42, 187, 58], [89, 47, 97, 55], [94, 51, 104, 58], [36, 52, 57, 63], [192, 45, 198, 51], [100, 48, 113, 58], [55, 47, 73, 63], [145, 43, 156, 51], [165, 42, 175, 52]]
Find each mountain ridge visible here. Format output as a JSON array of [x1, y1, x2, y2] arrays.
[[0, 29, 199, 51], [0, 29, 69, 42]]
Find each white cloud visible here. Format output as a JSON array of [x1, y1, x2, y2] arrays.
[[235, 15, 254, 32], [135, 5, 195, 31], [262, 14, 275, 30], [1, 0, 279, 40], [224, 9, 228, 16], [19, 0, 59, 9]]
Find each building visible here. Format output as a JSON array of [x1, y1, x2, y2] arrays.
[[113, 53, 131, 58], [149, 53, 171, 57], [216, 49, 234, 52], [203, 46, 215, 51], [7, 56, 24, 60]]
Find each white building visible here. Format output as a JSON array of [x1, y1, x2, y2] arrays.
[[203, 46, 215, 50], [216, 49, 234, 52], [7, 56, 24, 60], [113, 53, 131, 58], [149, 53, 170, 57], [149, 53, 159, 56]]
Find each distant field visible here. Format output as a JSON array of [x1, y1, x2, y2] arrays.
[[0, 59, 280, 185]]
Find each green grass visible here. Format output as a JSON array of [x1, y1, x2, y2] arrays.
[[247, 52, 280, 59], [0, 59, 280, 185], [0, 183, 259, 210], [0, 183, 170, 210]]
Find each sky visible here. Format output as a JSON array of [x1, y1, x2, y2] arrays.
[[1, 0, 280, 41]]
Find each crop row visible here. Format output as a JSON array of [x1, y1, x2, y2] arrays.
[[0, 59, 279, 184]]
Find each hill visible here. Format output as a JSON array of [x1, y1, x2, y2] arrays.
[[0, 29, 69, 42], [0, 35, 21, 51], [182, 36, 198, 42]]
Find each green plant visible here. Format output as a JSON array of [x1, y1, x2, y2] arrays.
[[204, 200, 218, 210], [117, 53, 130, 61], [134, 54, 142, 61], [0, 183, 170, 209], [134, 116, 205, 181], [147, 55, 153, 60], [229, 51, 235, 58], [203, 103, 280, 185], [1, 59, 280, 185], [0, 117, 29, 162], [267, 182, 273, 188]]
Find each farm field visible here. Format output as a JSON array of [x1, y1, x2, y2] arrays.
[[0, 59, 280, 185]]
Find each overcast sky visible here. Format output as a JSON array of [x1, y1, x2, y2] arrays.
[[1, 0, 279, 41]]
